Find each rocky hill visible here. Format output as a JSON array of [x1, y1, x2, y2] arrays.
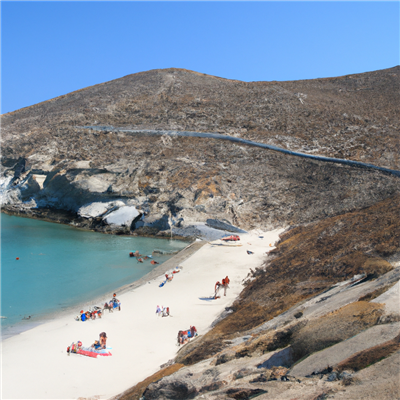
[[1, 67, 399, 236]]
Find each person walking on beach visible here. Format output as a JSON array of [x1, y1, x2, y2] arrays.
[[221, 276, 230, 296], [214, 281, 222, 299]]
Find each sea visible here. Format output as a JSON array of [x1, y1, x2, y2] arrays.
[[0, 213, 188, 339]]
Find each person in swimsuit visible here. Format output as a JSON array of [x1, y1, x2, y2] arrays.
[[99, 332, 107, 349]]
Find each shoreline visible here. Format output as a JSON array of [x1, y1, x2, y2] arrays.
[[1, 228, 284, 400], [1, 239, 199, 342], [1, 207, 194, 241]]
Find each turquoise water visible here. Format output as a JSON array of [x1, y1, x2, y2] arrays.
[[1, 214, 187, 337]]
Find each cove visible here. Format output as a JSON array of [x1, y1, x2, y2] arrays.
[[1, 213, 188, 338]]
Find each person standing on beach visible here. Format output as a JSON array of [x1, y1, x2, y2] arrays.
[[221, 276, 230, 296], [214, 281, 221, 299]]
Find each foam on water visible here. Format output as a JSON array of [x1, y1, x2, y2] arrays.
[[0, 213, 187, 338]]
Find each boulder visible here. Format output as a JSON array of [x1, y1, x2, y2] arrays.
[[103, 206, 140, 227], [78, 201, 125, 218]]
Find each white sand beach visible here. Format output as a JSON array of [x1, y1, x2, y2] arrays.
[[1, 228, 284, 400]]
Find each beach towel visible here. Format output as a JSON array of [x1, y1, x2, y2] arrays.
[[77, 347, 112, 358]]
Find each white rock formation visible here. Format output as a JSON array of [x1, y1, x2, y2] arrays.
[[32, 174, 47, 189], [103, 206, 140, 226], [78, 201, 125, 218]]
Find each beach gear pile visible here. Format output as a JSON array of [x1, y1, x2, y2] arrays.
[[159, 266, 181, 287], [66, 341, 112, 358]]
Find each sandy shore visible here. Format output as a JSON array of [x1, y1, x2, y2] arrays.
[[1, 228, 284, 400]]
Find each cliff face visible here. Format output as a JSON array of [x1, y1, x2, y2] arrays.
[[1, 67, 399, 235]]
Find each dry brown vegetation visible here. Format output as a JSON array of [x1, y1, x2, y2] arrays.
[[176, 196, 399, 366], [289, 301, 384, 361], [232, 301, 384, 363], [358, 281, 398, 302]]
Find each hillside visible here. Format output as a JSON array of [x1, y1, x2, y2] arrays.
[[2, 66, 400, 170], [1, 67, 399, 236]]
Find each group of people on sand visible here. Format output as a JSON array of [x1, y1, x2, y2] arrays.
[[177, 326, 198, 345], [214, 276, 230, 299], [156, 305, 170, 317], [79, 308, 102, 321], [76, 293, 121, 322], [69, 292, 119, 356]]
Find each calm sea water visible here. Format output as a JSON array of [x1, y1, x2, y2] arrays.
[[1, 213, 187, 337]]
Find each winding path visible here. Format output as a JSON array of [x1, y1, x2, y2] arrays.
[[79, 126, 400, 178]]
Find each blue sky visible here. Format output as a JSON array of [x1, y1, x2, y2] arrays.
[[1, 1, 399, 114]]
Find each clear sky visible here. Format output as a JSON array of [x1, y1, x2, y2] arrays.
[[1, 1, 399, 114]]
